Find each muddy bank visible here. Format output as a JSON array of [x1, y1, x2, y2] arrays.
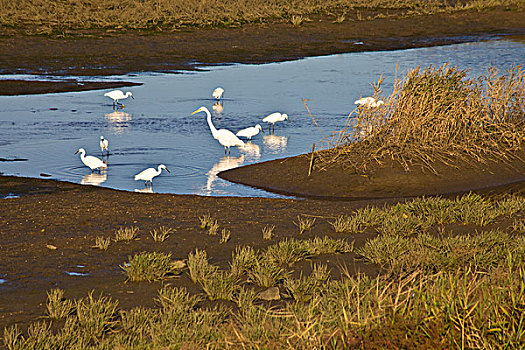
[[219, 152, 525, 200], [0, 8, 524, 95], [0, 80, 142, 96], [0, 175, 387, 329]]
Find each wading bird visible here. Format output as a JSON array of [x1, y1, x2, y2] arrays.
[[262, 112, 288, 133], [212, 87, 224, 101], [134, 164, 170, 187], [104, 90, 134, 108], [75, 148, 107, 172], [236, 124, 264, 140], [191, 106, 244, 154], [354, 96, 384, 108], [99, 136, 109, 155]]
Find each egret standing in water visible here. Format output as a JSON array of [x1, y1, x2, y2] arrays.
[[99, 136, 109, 156], [212, 87, 224, 101], [236, 124, 264, 140], [190, 106, 244, 154], [262, 112, 288, 133], [75, 148, 107, 173], [134, 164, 170, 187], [104, 90, 134, 108], [354, 96, 384, 108]]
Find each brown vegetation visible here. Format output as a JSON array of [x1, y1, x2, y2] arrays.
[[0, 0, 523, 34], [319, 64, 525, 174]]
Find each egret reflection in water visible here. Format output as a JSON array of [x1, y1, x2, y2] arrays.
[[105, 111, 132, 134], [204, 155, 245, 194], [240, 142, 261, 160], [81, 173, 107, 186], [212, 101, 224, 113], [263, 134, 288, 153], [135, 187, 154, 193]]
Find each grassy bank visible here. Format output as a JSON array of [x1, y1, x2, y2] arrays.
[[0, 0, 523, 35], [319, 64, 525, 174], [4, 193, 525, 348]]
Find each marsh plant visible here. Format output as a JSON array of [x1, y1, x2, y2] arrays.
[[199, 212, 214, 229], [230, 245, 258, 278], [114, 226, 139, 242], [262, 224, 275, 240], [46, 288, 74, 320], [294, 215, 316, 234], [94, 236, 111, 250], [319, 65, 525, 174], [3, 0, 522, 34], [220, 228, 231, 244], [156, 286, 200, 312], [187, 249, 218, 284], [7, 192, 525, 349], [284, 264, 330, 303], [121, 251, 176, 282], [150, 226, 173, 242]]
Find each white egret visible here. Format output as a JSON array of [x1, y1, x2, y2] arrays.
[[262, 112, 288, 133], [354, 96, 384, 108], [236, 124, 264, 140], [99, 136, 109, 155], [104, 90, 134, 108], [190, 106, 245, 154], [134, 164, 170, 187], [75, 148, 108, 172], [212, 87, 224, 100]]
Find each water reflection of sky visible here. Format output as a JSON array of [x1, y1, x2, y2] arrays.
[[0, 38, 523, 197]]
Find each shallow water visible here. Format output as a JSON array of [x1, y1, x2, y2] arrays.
[[0, 37, 524, 197]]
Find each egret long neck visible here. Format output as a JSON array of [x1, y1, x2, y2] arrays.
[[156, 166, 163, 176], [205, 109, 218, 139], [80, 150, 86, 161]]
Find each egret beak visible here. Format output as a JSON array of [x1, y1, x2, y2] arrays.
[[261, 128, 265, 133], [74, 150, 79, 154], [190, 109, 201, 116], [165, 168, 171, 173], [131, 96, 134, 99]]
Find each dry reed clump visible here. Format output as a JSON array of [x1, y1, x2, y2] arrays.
[[318, 64, 525, 174], [0, 0, 522, 34]]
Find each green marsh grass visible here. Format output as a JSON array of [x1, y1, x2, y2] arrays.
[[294, 215, 316, 234], [121, 251, 176, 282], [150, 226, 173, 242], [262, 224, 275, 240], [6, 193, 525, 348], [114, 226, 139, 242], [7, 219, 525, 348], [220, 228, 231, 243], [94, 236, 111, 250], [46, 288, 74, 320]]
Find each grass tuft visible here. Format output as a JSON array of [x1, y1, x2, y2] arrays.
[[294, 215, 316, 234], [262, 224, 275, 240], [94, 236, 111, 250], [114, 226, 139, 242], [220, 228, 231, 244], [46, 288, 74, 320], [121, 251, 175, 282], [150, 226, 173, 242]]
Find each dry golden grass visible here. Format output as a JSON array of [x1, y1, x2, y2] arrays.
[[318, 64, 525, 174], [0, 0, 522, 34]]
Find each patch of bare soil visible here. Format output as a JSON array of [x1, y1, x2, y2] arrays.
[[219, 151, 525, 199]]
